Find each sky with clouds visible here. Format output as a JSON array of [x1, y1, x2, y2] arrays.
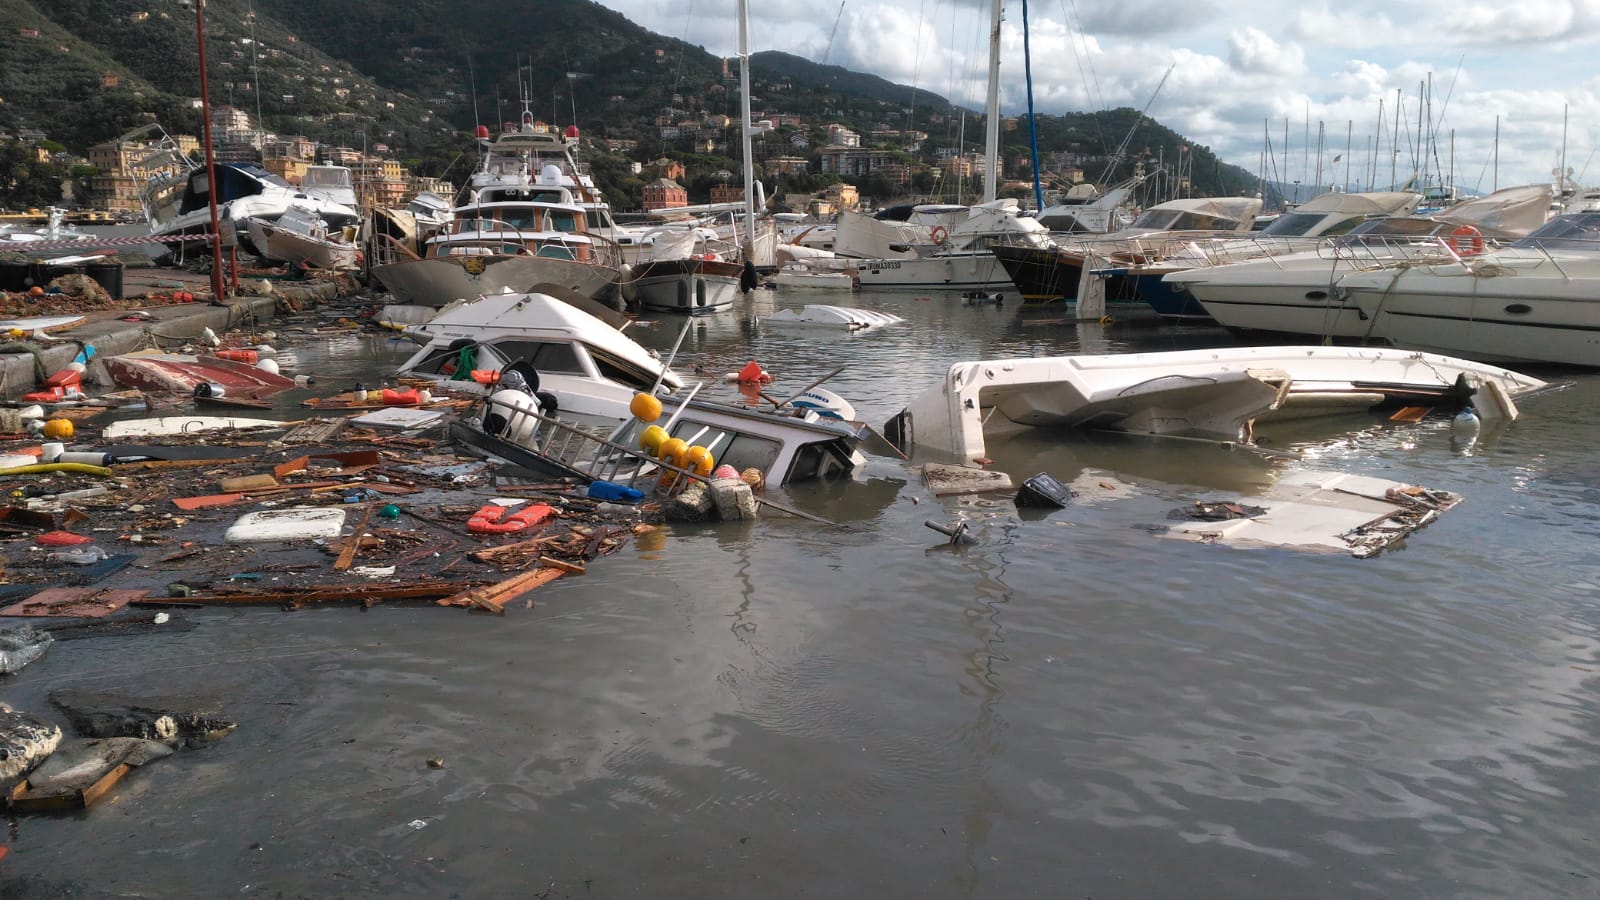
[[593, 0, 1600, 195]]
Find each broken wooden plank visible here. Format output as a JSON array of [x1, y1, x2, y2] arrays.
[[0, 589, 148, 619], [1388, 405, 1431, 423], [172, 493, 247, 511], [436, 568, 564, 614], [538, 556, 586, 575], [9, 763, 132, 813], [333, 504, 378, 572], [150, 582, 480, 607], [467, 533, 561, 563]]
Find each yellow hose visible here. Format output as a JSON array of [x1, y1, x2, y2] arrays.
[[0, 463, 113, 477]]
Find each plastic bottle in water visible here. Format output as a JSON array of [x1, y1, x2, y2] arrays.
[[50, 545, 109, 565]]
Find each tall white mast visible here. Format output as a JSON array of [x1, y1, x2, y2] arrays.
[[982, 0, 1003, 202], [738, 0, 757, 248]]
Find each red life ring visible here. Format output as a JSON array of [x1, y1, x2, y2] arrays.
[[1450, 224, 1485, 257], [930, 225, 949, 245]]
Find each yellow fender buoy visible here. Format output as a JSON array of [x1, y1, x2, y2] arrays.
[[629, 392, 662, 422]]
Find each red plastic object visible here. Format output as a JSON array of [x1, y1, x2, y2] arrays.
[[213, 349, 259, 364], [35, 530, 93, 547], [466, 503, 555, 535]]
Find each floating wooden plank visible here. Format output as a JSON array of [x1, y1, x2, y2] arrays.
[[436, 568, 564, 615], [538, 556, 586, 575], [0, 588, 148, 619], [9, 763, 132, 813], [333, 504, 377, 572], [159, 582, 479, 607], [1388, 405, 1431, 423], [279, 416, 349, 445]]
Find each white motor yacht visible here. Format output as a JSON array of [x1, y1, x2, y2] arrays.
[[395, 286, 682, 422]]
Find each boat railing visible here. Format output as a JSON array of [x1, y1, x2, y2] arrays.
[[476, 392, 703, 498], [368, 232, 422, 266]]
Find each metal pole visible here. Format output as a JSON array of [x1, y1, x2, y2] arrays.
[[1022, 0, 1043, 212], [195, 0, 227, 302], [737, 0, 757, 250], [982, 0, 1003, 203]]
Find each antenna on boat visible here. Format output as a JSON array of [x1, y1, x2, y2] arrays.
[[772, 366, 847, 410]]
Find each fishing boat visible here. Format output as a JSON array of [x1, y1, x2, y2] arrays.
[[97, 350, 298, 399], [628, 228, 748, 314], [393, 286, 682, 422], [884, 345, 1546, 458], [246, 205, 360, 270]]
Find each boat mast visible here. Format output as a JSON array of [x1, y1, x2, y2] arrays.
[[1021, 0, 1043, 212], [982, 0, 1002, 203], [738, 0, 757, 248]]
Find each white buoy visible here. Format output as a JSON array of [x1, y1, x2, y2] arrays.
[[1452, 406, 1481, 437], [256, 357, 281, 375]]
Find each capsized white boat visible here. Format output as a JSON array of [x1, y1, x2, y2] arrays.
[[246, 205, 360, 269], [759, 305, 903, 331], [394, 284, 682, 422], [103, 416, 285, 439], [884, 346, 1547, 458]]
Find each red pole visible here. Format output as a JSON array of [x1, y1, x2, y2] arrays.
[[195, 0, 228, 302]]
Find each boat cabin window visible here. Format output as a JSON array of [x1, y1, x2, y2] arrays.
[[1131, 209, 1243, 231], [1261, 211, 1331, 236], [490, 340, 586, 375], [668, 420, 781, 475], [785, 442, 853, 483], [534, 243, 577, 260], [548, 211, 580, 232], [498, 211, 540, 232], [1514, 213, 1600, 250], [589, 351, 660, 391]]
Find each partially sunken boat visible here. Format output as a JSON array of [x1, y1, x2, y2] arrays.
[[884, 346, 1547, 458], [97, 351, 297, 399], [394, 286, 682, 422], [452, 385, 867, 490]]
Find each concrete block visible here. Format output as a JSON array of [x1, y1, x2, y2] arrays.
[[710, 477, 759, 520]]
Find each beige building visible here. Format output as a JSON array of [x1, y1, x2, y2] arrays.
[[821, 182, 859, 211]]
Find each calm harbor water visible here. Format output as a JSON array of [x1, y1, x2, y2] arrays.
[[3, 287, 1598, 897]]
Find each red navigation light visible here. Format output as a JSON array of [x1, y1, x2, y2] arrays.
[[565, 125, 580, 139], [475, 125, 490, 139]]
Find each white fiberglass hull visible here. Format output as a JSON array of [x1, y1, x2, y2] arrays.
[[1342, 253, 1600, 365], [853, 252, 1014, 291], [372, 255, 620, 307], [246, 219, 359, 269], [886, 345, 1546, 457]]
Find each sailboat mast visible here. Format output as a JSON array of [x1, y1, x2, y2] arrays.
[[737, 0, 757, 248], [982, 0, 1002, 203], [1021, 0, 1043, 212]]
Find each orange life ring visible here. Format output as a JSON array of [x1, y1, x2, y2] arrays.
[[1450, 224, 1485, 257], [930, 225, 949, 245]]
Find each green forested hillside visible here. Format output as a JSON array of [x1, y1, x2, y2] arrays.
[[0, 0, 1263, 209]]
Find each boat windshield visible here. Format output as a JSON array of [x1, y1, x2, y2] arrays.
[[1130, 209, 1244, 231], [663, 416, 782, 475], [1512, 212, 1600, 251], [1259, 211, 1375, 236]]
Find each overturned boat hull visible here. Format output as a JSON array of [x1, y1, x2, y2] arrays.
[[885, 346, 1547, 458], [630, 257, 744, 314], [98, 352, 297, 398]]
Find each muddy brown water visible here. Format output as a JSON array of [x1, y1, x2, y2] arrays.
[[2, 287, 1597, 897]]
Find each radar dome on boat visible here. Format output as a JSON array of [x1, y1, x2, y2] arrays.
[[539, 164, 562, 185]]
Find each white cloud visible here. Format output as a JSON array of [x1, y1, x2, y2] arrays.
[[595, 0, 1600, 190], [1226, 27, 1306, 78]]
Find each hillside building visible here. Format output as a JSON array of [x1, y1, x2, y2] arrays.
[[643, 178, 688, 211]]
